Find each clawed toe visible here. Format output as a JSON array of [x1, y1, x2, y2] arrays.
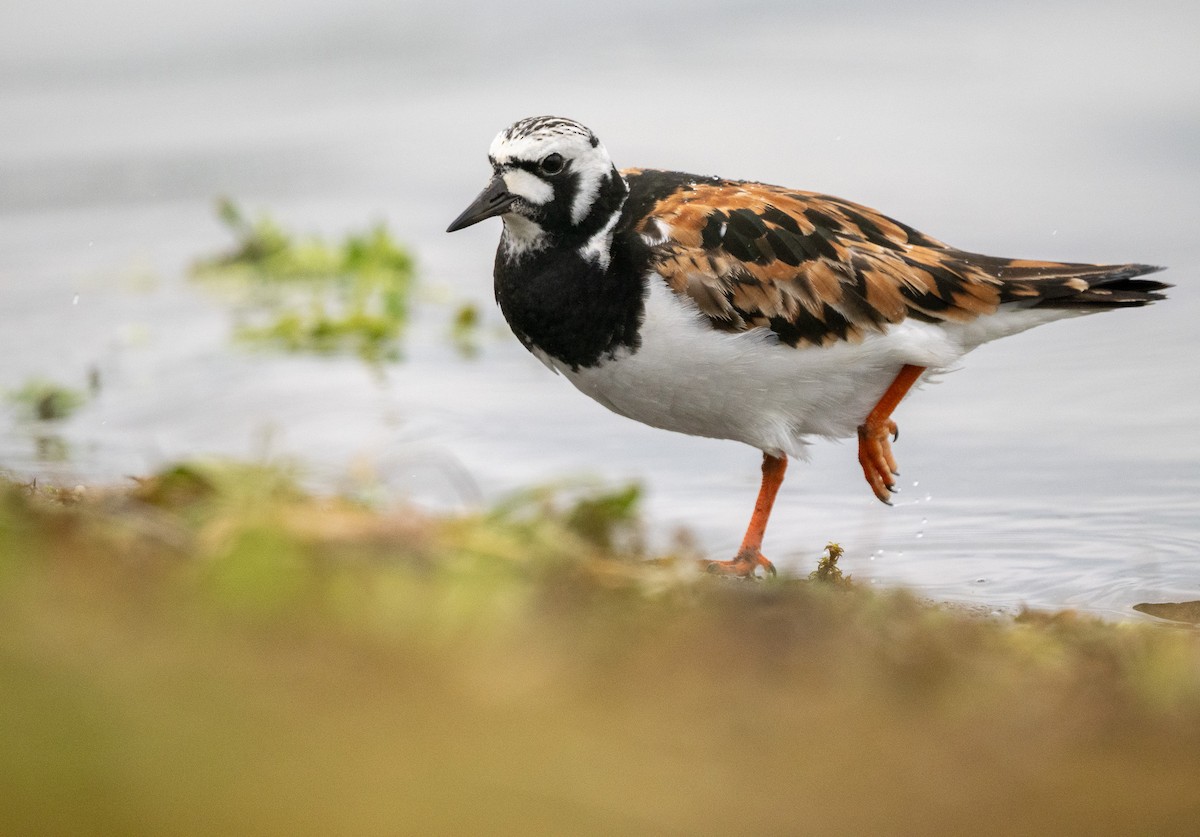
[[856, 365, 925, 504], [703, 550, 777, 578], [858, 420, 900, 504]]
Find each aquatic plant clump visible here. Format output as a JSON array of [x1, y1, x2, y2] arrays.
[[809, 541, 853, 587], [6, 379, 88, 421], [192, 199, 417, 363]]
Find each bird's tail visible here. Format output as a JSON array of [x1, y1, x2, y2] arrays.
[[950, 256, 1170, 309]]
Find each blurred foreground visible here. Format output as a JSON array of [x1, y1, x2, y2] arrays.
[[2, 463, 1199, 835]]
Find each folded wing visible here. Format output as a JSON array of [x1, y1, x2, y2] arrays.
[[623, 170, 1168, 349]]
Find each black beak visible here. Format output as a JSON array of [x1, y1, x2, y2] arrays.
[[446, 176, 516, 232]]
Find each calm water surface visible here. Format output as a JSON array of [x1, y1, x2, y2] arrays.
[[2, 0, 1197, 618]]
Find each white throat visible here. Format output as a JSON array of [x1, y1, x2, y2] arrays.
[[500, 213, 548, 258]]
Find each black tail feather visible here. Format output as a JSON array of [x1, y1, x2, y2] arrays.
[[947, 255, 1171, 310], [1032, 264, 1170, 309]]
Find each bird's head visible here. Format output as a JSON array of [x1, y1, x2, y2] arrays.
[[447, 116, 627, 257]]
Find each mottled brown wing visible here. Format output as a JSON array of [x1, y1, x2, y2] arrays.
[[622, 171, 1165, 348]]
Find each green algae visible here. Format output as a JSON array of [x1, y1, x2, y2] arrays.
[[192, 199, 417, 363], [6, 378, 88, 421]]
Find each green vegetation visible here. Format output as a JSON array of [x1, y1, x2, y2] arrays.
[[192, 199, 416, 363], [6, 378, 87, 421], [2, 463, 1199, 835], [448, 300, 483, 358], [809, 540, 853, 587]]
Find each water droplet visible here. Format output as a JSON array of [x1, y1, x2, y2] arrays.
[[912, 480, 919, 488], [72, 294, 80, 305], [921, 518, 927, 525], [916, 532, 924, 539], [924, 494, 932, 502]]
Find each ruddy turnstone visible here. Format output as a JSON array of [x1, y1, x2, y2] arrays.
[[447, 116, 1169, 577]]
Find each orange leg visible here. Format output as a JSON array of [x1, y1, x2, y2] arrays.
[[705, 452, 787, 578], [858, 364, 925, 505]]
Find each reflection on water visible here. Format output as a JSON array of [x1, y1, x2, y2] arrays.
[[1, 0, 1197, 618]]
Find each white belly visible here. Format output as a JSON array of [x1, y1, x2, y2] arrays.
[[539, 279, 977, 459]]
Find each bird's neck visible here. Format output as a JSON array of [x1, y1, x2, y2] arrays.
[[494, 185, 645, 371]]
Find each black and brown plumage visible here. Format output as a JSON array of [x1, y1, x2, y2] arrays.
[[448, 116, 1169, 577]]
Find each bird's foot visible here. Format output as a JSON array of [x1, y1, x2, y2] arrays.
[[702, 549, 777, 578], [857, 418, 900, 504]]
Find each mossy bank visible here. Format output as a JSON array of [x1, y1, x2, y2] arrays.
[[2, 463, 1199, 835]]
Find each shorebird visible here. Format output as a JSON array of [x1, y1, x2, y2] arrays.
[[448, 116, 1168, 576]]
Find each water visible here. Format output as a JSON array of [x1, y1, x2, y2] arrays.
[[2, 0, 1198, 618]]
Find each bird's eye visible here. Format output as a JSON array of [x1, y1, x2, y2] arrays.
[[539, 153, 565, 175]]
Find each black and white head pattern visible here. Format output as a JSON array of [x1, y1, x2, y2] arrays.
[[488, 116, 627, 262]]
